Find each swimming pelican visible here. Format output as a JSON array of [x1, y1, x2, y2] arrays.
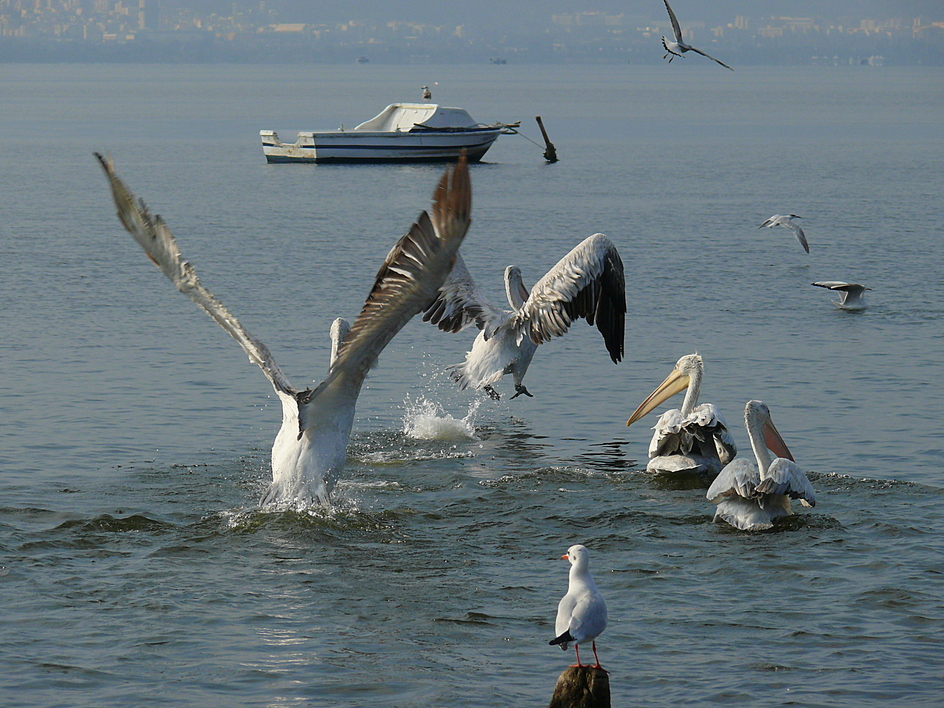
[[812, 281, 870, 311], [549, 544, 607, 669], [421, 85, 432, 100], [96, 152, 472, 507], [706, 400, 816, 531], [660, 0, 734, 71], [626, 354, 736, 478], [760, 214, 810, 253], [423, 233, 626, 399]]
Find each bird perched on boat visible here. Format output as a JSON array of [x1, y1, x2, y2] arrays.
[[759, 214, 810, 253], [549, 545, 608, 669], [812, 281, 871, 311], [660, 0, 734, 71], [706, 400, 816, 531], [421, 85, 432, 100], [96, 152, 472, 507], [626, 354, 736, 479], [422, 233, 626, 399]]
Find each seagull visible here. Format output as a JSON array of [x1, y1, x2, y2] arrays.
[[421, 85, 432, 100], [812, 281, 871, 311], [96, 152, 472, 507], [423, 234, 625, 399], [759, 214, 810, 253], [661, 0, 734, 71], [549, 545, 608, 669], [626, 354, 737, 479], [706, 400, 816, 531]]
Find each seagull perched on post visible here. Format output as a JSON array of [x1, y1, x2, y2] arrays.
[[812, 281, 871, 311], [422, 233, 626, 400], [660, 0, 734, 71], [421, 85, 432, 100], [760, 213, 810, 253], [96, 152, 472, 508], [549, 545, 608, 669]]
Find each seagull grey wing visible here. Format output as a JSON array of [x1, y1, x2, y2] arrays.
[[755, 459, 816, 507], [306, 154, 472, 414], [422, 249, 503, 333], [688, 45, 734, 71], [663, 0, 683, 42], [95, 153, 296, 397], [813, 281, 851, 291], [512, 233, 626, 363], [786, 221, 810, 253], [706, 459, 759, 503]]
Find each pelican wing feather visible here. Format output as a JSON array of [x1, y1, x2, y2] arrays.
[[512, 233, 625, 363], [706, 459, 759, 504], [95, 152, 296, 398], [755, 458, 817, 507], [422, 250, 503, 333]]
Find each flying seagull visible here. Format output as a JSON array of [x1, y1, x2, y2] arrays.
[[812, 281, 870, 311], [760, 214, 810, 253], [423, 233, 626, 399], [96, 152, 472, 507], [661, 0, 734, 71], [549, 545, 608, 669]]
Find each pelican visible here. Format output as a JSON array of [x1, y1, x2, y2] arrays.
[[660, 0, 734, 71], [423, 233, 626, 399], [706, 400, 816, 531], [549, 544, 607, 669], [421, 85, 432, 100], [626, 354, 736, 478], [760, 214, 810, 253], [96, 152, 472, 507], [812, 281, 870, 311]]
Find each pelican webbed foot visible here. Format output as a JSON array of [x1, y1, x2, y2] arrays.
[[483, 385, 501, 401], [511, 384, 534, 399]]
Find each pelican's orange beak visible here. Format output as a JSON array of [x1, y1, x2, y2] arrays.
[[627, 367, 690, 426]]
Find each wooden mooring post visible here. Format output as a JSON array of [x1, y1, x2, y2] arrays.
[[535, 116, 559, 163], [548, 666, 610, 708]]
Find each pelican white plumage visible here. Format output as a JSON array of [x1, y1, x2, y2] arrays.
[[760, 214, 810, 253], [812, 281, 871, 311], [626, 354, 736, 478], [422, 233, 626, 399], [96, 152, 472, 507], [660, 0, 734, 71], [549, 544, 607, 669], [706, 400, 816, 531]]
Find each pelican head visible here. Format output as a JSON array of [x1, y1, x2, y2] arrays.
[[503, 264, 529, 311], [744, 399, 795, 463], [328, 317, 351, 368], [626, 353, 703, 426]]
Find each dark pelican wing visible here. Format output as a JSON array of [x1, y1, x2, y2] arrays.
[[422, 250, 503, 333], [512, 233, 626, 363], [95, 152, 296, 398]]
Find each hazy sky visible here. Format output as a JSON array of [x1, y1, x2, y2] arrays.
[[220, 0, 942, 24]]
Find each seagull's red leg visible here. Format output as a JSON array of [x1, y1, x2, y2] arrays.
[[590, 641, 608, 672], [571, 644, 584, 668]]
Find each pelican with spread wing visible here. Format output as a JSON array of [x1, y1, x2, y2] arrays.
[[423, 233, 626, 399], [706, 400, 816, 531], [97, 152, 472, 507], [626, 354, 736, 478]]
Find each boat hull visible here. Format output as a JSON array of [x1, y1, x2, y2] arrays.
[[260, 129, 501, 164]]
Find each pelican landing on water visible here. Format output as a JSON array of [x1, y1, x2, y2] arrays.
[[706, 400, 816, 531], [97, 152, 472, 508], [813, 281, 871, 311], [660, 0, 734, 71], [422, 233, 626, 400], [626, 354, 736, 479]]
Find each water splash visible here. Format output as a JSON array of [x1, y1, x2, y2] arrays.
[[402, 396, 480, 441]]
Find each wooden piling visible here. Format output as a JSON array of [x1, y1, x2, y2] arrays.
[[548, 666, 610, 708], [535, 116, 559, 163]]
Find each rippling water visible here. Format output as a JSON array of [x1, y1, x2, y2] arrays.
[[2, 63, 943, 707]]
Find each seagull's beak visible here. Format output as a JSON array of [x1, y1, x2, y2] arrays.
[[762, 416, 795, 462], [561, 553, 569, 560], [626, 368, 690, 426]]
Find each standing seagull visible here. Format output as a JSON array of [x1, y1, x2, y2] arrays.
[[812, 281, 871, 311], [661, 0, 734, 71], [96, 152, 472, 507], [549, 545, 608, 669], [626, 354, 737, 479], [421, 85, 432, 100], [760, 214, 810, 253], [423, 233, 626, 399], [706, 400, 816, 531]]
